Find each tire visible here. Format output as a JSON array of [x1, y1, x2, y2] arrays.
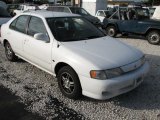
[[57, 66, 82, 99], [5, 42, 18, 62], [106, 26, 117, 37], [147, 30, 160, 45]]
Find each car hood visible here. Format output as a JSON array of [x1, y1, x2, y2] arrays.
[[0, 18, 11, 26], [61, 36, 143, 70]]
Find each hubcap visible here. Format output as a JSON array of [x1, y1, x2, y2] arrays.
[[150, 33, 159, 43], [61, 72, 74, 94], [108, 28, 115, 36], [6, 44, 12, 59]]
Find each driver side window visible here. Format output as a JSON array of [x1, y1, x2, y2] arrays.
[[27, 16, 47, 37]]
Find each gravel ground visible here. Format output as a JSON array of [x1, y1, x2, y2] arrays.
[[0, 36, 160, 120]]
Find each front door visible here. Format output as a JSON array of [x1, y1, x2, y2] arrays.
[[23, 16, 52, 72]]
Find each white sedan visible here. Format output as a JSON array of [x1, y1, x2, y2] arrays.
[[0, 11, 149, 100]]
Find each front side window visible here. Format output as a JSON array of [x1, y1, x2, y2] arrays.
[[28, 16, 47, 37], [47, 17, 104, 42]]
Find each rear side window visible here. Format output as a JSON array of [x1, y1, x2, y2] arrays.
[[27, 16, 47, 36], [9, 19, 17, 29], [9, 15, 29, 33]]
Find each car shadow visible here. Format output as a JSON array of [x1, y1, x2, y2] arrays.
[[117, 34, 146, 40], [81, 54, 160, 110]]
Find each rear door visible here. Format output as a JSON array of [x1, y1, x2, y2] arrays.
[[7, 15, 29, 55]]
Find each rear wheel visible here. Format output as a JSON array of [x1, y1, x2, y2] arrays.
[[5, 42, 18, 61], [57, 66, 82, 99], [106, 26, 117, 37], [147, 30, 160, 45]]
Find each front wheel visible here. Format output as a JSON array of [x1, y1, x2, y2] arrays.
[[147, 30, 160, 45], [5, 42, 18, 61], [106, 26, 117, 37], [57, 66, 82, 99]]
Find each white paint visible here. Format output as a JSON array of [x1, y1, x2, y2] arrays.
[[1, 11, 149, 100], [82, 0, 107, 15]]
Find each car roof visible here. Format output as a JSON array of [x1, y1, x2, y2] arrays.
[[22, 10, 80, 18]]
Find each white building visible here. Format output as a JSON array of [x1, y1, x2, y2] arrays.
[[81, 0, 107, 15]]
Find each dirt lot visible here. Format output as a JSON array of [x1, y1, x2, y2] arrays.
[[0, 86, 44, 120], [0, 36, 160, 120]]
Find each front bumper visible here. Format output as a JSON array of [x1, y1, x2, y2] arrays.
[[79, 62, 149, 100]]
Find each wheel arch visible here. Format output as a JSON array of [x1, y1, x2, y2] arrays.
[[106, 23, 119, 31], [145, 28, 160, 36], [54, 61, 82, 87], [54, 62, 79, 78], [3, 39, 9, 47]]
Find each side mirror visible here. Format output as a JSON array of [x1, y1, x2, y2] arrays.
[[34, 33, 50, 43]]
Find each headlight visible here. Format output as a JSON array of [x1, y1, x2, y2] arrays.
[[90, 68, 123, 80], [105, 68, 123, 79]]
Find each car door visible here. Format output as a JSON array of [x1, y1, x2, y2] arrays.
[[117, 10, 139, 33], [23, 16, 52, 72], [118, 20, 139, 33], [8, 15, 29, 55]]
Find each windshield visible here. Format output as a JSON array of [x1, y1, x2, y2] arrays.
[[69, 7, 90, 16], [0, 7, 11, 17], [47, 17, 104, 42]]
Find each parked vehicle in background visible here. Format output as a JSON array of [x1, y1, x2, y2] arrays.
[[0, 11, 149, 100], [0, 1, 7, 10], [39, 4, 50, 9], [0, 7, 11, 26], [152, 6, 160, 20], [13, 4, 39, 16], [47, 6, 101, 27], [95, 10, 110, 22], [96, 7, 127, 23], [7, 4, 19, 16], [103, 7, 160, 45], [0, 7, 11, 41]]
